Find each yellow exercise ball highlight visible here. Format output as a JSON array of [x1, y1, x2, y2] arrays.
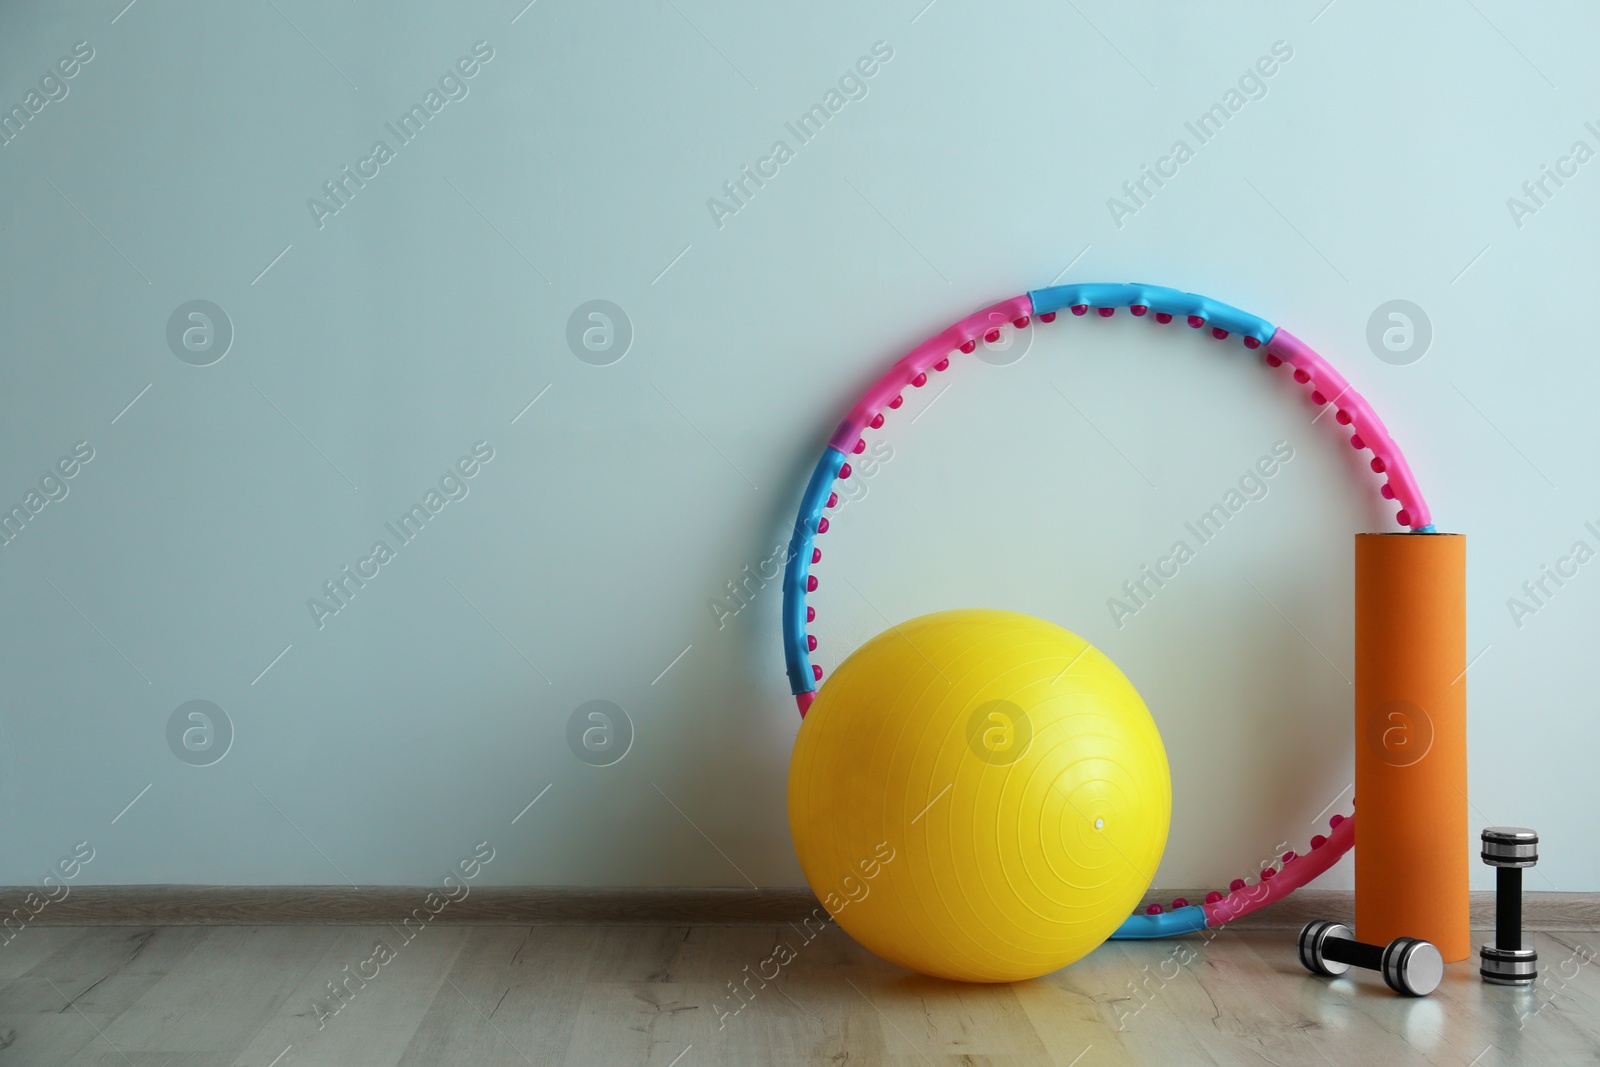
[[788, 609, 1171, 982]]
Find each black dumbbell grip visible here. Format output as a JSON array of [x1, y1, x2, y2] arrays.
[[1321, 935, 1385, 972], [1497, 867, 1522, 951]]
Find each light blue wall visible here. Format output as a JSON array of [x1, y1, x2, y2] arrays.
[[1, 0, 1595, 893]]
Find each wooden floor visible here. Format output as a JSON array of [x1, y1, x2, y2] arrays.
[[0, 924, 1594, 1066]]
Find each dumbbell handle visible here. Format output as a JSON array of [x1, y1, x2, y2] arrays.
[[1320, 934, 1385, 972], [1497, 866, 1522, 952]]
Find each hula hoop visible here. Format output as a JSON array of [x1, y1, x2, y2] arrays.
[[778, 282, 1433, 938]]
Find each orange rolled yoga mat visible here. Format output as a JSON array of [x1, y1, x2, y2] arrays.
[[1354, 532, 1469, 962]]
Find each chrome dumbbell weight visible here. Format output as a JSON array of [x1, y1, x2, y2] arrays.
[[1298, 920, 1444, 997]]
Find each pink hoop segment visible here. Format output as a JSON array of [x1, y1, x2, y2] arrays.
[[826, 296, 1034, 454], [1203, 812, 1355, 927], [1265, 329, 1430, 529]]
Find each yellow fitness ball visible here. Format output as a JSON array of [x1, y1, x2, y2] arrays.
[[788, 609, 1171, 982]]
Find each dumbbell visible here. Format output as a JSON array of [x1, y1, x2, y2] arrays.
[[1298, 920, 1444, 997], [1480, 826, 1539, 985]]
